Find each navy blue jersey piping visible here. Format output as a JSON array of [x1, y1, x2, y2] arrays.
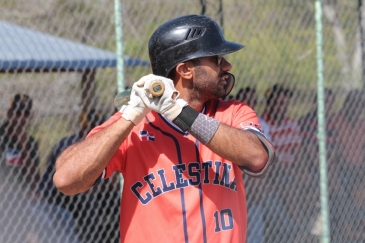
[[195, 139, 207, 243], [146, 116, 189, 243]]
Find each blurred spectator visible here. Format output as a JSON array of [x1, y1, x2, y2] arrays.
[[41, 109, 120, 243], [329, 90, 365, 189], [259, 84, 302, 242], [299, 88, 337, 152], [341, 179, 365, 243], [261, 84, 302, 164], [0, 93, 79, 243], [236, 86, 258, 109], [293, 89, 337, 242], [0, 172, 58, 243], [237, 86, 270, 243], [326, 90, 365, 242], [0, 94, 40, 193]]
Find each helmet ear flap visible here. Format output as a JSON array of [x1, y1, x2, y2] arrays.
[[224, 73, 235, 97]]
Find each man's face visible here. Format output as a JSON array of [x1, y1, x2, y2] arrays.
[[189, 55, 232, 101]]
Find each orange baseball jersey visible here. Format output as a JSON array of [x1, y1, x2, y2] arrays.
[[88, 99, 265, 243]]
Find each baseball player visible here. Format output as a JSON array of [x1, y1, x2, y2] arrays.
[[54, 15, 275, 243]]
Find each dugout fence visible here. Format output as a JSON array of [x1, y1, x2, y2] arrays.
[[0, 1, 364, 242]]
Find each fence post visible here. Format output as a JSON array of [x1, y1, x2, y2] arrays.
[[359, 0, 365, 89], [114, 0, 125, 197], [315, 1, 331, 243]]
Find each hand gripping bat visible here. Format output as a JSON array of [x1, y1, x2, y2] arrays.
[[114, 80, 165, 110]]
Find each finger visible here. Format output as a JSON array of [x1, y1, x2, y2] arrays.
[[136, 74, 154, 87]]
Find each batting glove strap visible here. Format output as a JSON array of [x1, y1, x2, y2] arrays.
[[164, 98, 189, 121], [172, 105, 200, 131], [120, 105, 145, 125]]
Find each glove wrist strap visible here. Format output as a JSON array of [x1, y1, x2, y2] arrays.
[[173, 106, 220, 144], [172, 106, 199, 132], [120, 105, 144, 125]]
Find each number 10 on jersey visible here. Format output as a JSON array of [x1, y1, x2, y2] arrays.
[[214, 209, 234, 232]]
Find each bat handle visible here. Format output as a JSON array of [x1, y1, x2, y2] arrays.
[[149, 80, 165, 97]]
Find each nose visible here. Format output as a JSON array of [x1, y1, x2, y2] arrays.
[[221, 58, 232, 72]]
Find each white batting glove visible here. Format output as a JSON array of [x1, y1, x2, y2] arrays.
[[133, 74, 188, 121], [119, 90, 151, 125]]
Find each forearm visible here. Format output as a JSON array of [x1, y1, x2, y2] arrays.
[[204, 123, 268, 171], [174, 106, 270, 171], [53, 116, 133, 195]]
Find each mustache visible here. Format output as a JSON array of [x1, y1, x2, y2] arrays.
[[219, 72, 230, 79]]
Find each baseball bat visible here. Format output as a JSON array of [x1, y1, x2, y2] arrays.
[[114, 80, 165, 110]]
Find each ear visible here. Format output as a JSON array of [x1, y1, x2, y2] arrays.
[[176, 62, 193, 79]]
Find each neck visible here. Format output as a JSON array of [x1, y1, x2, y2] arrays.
[[187, 100, 204, 112], [175, 78, 205, 112]]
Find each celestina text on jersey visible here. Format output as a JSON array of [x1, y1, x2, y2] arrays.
[[131, 160, 237, 204]]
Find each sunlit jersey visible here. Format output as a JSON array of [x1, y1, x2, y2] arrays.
[[88, 99, 265, 243]]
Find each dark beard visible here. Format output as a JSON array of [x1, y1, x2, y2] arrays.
[[191, 67, 226, 101]]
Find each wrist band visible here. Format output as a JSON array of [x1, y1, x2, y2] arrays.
[[189, 114, 220, 144], [172, 105, 220, 144]]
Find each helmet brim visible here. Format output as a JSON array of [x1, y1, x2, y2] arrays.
[[180, 41, 244, 64], [161, 41, 244, 78], [211, 41, 244, 56]]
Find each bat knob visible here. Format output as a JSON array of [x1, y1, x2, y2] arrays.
[[149, 80, 165, 97]]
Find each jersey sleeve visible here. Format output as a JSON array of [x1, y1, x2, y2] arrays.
[[214, 100, 275, 178], [214, 100, 263, 132], [232, 103, 262, 131], [86, 112, 127, 179]]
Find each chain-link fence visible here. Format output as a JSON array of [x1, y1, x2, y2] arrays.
[[0, 0, 364, 242]]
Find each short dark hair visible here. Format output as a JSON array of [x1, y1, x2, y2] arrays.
[[235, 87, 256, 100], [10, 94, 32, 111], [265, 84, 293, 105]]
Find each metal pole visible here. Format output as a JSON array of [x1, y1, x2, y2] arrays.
[[218, 0, 224, 33], [114, 0, 124, 197], [114, 0, 125, 93], [200, 0, 206, 15], [315, 1, 331, 243], [359, 0, 365, 89]]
